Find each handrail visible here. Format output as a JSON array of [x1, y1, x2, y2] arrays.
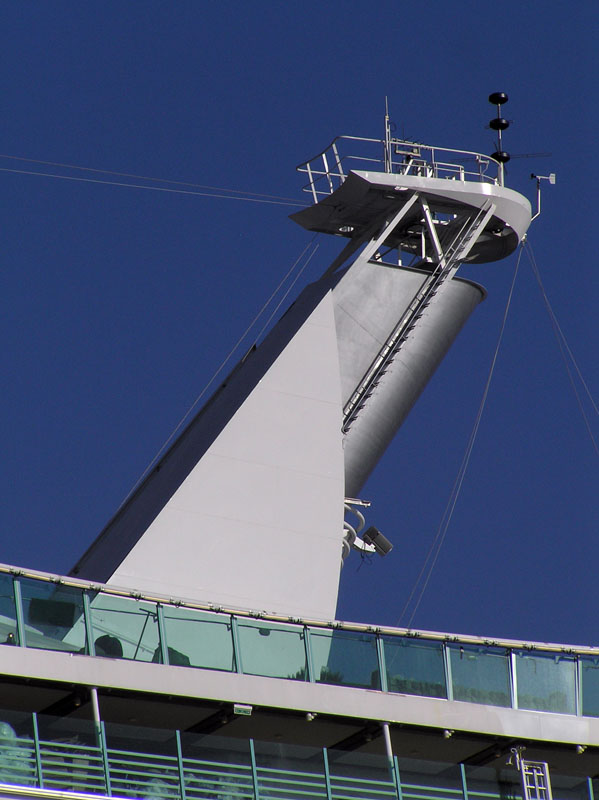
[[0, 561, 597, 655], [296, 134, 502, 201], [1, 562, 599, 719], [0, 714, 595, 800]]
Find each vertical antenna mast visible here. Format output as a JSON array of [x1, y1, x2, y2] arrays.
[[384, 97, 392, 173], [489, 91, 510, 187]]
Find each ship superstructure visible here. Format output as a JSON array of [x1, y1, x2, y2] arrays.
[[1, 105, 596, 800]]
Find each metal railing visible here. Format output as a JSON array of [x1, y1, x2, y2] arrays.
[[297, 135, 502, 203], [0, 711, 594, 800], [2, 564, 599, 719]]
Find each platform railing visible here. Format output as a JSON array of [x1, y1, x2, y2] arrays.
[[1, 565, 599, 719], [0, 711, 595, 800], [296, 135, 500, 203]]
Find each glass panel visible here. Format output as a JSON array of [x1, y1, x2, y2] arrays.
[[0, 573, 17, 646], [309, 628, 380, 689], [581, 657, 599, 717], [180, 732, 252, 800], [549, 773, 592, 800], [36, 714, 105, 794], [104, 722, 179, 800], [396, 757, 463, 800], [161, 606, 234, 671], [19, 578, 86, 653], [449, 644, 510, 707], [88, 594, 159, 662], [515, 651, 576, 714], [328, 749, 396, 799], [0, 710, 36, 787], [237, 620, 306, 679], [463, 764, 520, 800], [383, 637, 447, 698], [253, 740, 326, 800]]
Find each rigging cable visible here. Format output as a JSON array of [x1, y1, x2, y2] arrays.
[[113, 235, 319, 511], [524, 239, 599, 456], [0, 167, 303, 207], [398, 243, 524, 629], [0, 153, 301, 203]]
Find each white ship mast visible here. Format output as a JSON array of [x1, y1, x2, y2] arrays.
[[70, 101, 531, 621]]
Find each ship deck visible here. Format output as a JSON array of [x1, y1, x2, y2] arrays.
[[0, 563, 598, 784]]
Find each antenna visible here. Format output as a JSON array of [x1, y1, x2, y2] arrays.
[[384, 96, 392, 173], [488, 91, 510, 163], [530, 172, 556, 222]]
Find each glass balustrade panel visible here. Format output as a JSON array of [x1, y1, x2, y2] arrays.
[[515, 651, 576, 714], [396, 756, 463, 800], [36, 713, 105, 794], [104, 721, 179, 800], [580, 657, 599, 717], [19, 578, 86, 653], [236, 620, 307, 680], [550, 773, 592, 800], [180, 731, 252, 800], [328, 748, 397, 798], [88, 594, 159, 662], [309, 629, 380, 689], [463, 765, 520, 800], [253, 740, 326, 800], [448, 644, 511, 707], [161, 606, 235, 671], [0, 710, 36, 788], [383, 637, 447, 698]]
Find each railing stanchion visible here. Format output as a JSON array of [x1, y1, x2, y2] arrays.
[[323, 747, 333, 800], [460, 763, 469, 800], [13, 577, 25, 647], [31, 712, 43, 789], [231, 616, 243, 674], [83, 590, 95, 655], [176, 730, 187, 800], [100, 720, 112, 796], [249, 738, 260, 800], [157, 604, 170, 665], [393, 755, 403, 800]]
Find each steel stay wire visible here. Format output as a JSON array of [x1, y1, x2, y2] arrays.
[[398, 244, 524, 628], [525, 239, 599, 456], [0, 152, 302, 203], [0, 166, 304, 207]]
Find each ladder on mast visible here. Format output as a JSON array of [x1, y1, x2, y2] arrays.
[[342, 198, 496, 433]]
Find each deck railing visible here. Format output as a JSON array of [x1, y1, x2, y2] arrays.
[[296, 135, 502, 203], [1, 565, 599, 719], [0, 710, 595, 800]]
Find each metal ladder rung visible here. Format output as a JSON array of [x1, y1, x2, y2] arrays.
[[520, 761, 553, 800], [342, 200, 495, 432]]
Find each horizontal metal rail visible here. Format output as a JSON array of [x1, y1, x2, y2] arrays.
[[296, 134, 500, 202], [0, 719, 594, 800]]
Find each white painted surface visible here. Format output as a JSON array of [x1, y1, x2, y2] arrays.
[[108, 292, 345, 620]]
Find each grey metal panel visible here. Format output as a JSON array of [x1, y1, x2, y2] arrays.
[[332, 260, 430, 406], [291, 170, 531, 263], [342, 275, 485, 497]]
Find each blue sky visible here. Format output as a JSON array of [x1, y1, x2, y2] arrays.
[[2, 2, 597, 646]]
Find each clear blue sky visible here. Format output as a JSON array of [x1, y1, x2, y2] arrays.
[[2, 2, 597, 646]]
